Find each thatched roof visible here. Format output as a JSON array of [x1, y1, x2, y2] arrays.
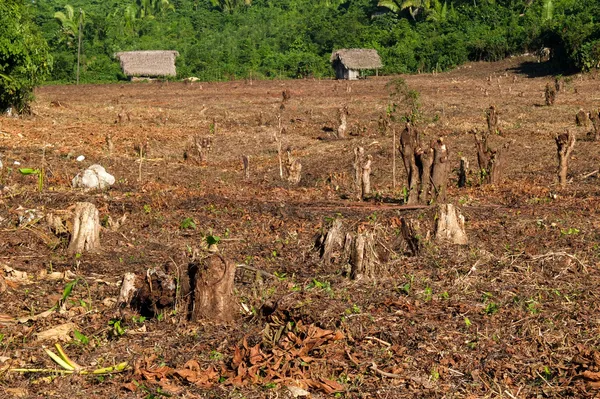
[[330, 49, 383, 70], [114, 50, 179, 77]]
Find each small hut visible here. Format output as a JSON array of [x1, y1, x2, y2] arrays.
[[330, 49, 383, 80], [114, 50, 179, 80]]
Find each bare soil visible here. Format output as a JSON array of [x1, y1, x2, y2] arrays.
[[2, 56, 600, 398]]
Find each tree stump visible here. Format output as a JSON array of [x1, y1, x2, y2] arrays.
[[319, 219, 344, 264], [401, 218, 421, 256], [431, 138, 450, 203], [285, 150, 302, 185], [555, 130, 576, 188], [188, 254, 236, 323], [458, 157, 469, 188], [400, 123, 420, 204], [350, 231, 378, 280], [589, 110, 600, 141], [116, 273, 138, 308], [241, 155, 250, 180], [575, 109, 589, 127], [473, 130, 511, 185], [555, 76, 564, 93], [486, 105, 498, 135], [353, 147, 370, 200], [435, 204, 468, 245], [67, 202, 100, 255], [337, 105, 348, 139], [361, 155, 372, 197], [416, 145, 434, 203], [545, 83, 556, 106]]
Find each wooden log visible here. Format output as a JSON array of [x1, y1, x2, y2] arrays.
[[435, 204, 468, 245], [189, 254, 236, 323], [555, 130, 576, 188], [67, 202, 100, 255]]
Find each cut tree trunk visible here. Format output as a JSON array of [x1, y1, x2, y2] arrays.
[[545, 83, 556, 106], [319, 219, 344, 264], [285, 151, 302, 184], [68, 202, 100, 255], [575, 109, 589, 127], [416, 146, 434, 204], [474, 130, 511, 185], [241, 155, 250, 180], [337, 106, 348, 139], [431, 139, 450, 203], [401, 218, 421, 256], [435, 204, 468, 245], [116, 273, 138, 308], [354, 147, 366, 200], [400, 123, 420, 204], [350, 231, 377, 280], [188, 254, 236, 323], [486, 105, 498, 135], [589, 111, 600, 141], [458, 157, 469, 188], [361, 155, 372, 197], [555, 130, 576, 188]]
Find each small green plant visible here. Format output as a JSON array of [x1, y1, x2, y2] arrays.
[[73, 329, 89, 345], [398, 275, 414, 295], [526, 300, 540, 314], [307, 279, 332, 293], [206, 235, 220, 246], [108, 319, 126, 337], [423, 287, 433, 301], [560, 227, 580, 236], [484, 302, 499, 315], [180, 217, 196, 230], [209, 350, 223, 361], [430, 367, 440, 381], [57, 279, 79, 310], [132, 315, 147, 324], [143, 204, 152, 214], [464, 317, 472, 328], [439, 291, 450, 300], [19, 167, 44, 192], [157, 312, 165, 322]]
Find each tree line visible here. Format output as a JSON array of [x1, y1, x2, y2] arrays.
[[1, 0, 600, 110]]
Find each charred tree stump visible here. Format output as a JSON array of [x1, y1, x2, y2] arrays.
[[400, 123, 420, 204], [555, 130, 576, 188], [435, 204, 468, 245], [431, 138, 450, 203], [486, 105, 498, 135], [458, 157, 469, 188], [285, 150, 302, 185], [545, 83, 556, 106], [401, 218, 421, 256], [337, 106, 348, 139], [241, 155, 250, 180], [68, 202, 100, 255], [188, 254, 236, 323], [350, 231, 378, 280], [589, 111, 600, 141], [576, 109, 589, 127]]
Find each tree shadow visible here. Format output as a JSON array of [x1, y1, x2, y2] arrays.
[[509, 60, 575, 79]]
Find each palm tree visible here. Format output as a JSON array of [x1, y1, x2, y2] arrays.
[[377, 0, 431, 21], [54, 5, 85, 84], [210, 0, 251, 14], [426, 0, 447, 22]]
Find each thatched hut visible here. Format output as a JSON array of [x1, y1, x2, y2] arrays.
[[114, 50, 179, 79], [330, 49, 383, 80]]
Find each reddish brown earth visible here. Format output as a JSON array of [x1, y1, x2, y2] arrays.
[[2, 56, 600, 398]]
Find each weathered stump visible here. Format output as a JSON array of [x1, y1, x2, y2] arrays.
[[435, 204, 468, 245], [401, 218, 421, 256], [555, 130, 576, 188], [116, 273, 138, 308], [431, 138, 450, 203], [188, 254, 236, 323], [337, 106, 348, 139], [319, 219, 344, 264], [576, 109, 589, 127], [241, 155, 250, 180], [353, 147, 372, 200], [473, 130, 511, 185], [486, 105, 498, 135], [285, 151, 302, 185], [416, 145, 434, 204], [350, 231, 378, 280], [361, 155, 372, 197], [458, 157, 469, 188], [400, 123, 420, 204], [67, 202, 100, 255], [545, 83, 556, 106], [589, 110, 600, 141]]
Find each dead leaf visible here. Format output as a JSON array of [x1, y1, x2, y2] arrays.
[[17, 309, 54, 324], [0, 314, 16, 325], [0, 274, 6, 294], [583, 370, 600, 381], [36, 322, 77, 341], [287, 385, 311, 397], [3, 266, 29, 284], [4, 387, 29, 398]]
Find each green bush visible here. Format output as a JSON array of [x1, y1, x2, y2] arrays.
[[0, 1, 51, 113]]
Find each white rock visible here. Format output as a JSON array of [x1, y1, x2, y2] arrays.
[[72, 164, 115, 190], [76, 155, 85, 162], [13, 161, 20, 166]]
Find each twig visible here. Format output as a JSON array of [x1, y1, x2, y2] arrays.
[[236, 264, 276, 280], [345, 349, 360, 366], [531, 251, 587, 272], [370, 362, 400, 378], [580, 169, 599, 179], [365, 336, 391, 347], [535, 370, 553, 388]]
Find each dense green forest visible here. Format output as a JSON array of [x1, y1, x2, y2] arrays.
[[8, 0, 600, 85]]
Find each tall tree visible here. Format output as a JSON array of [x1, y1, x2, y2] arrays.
[[54, 5, 85, 84]]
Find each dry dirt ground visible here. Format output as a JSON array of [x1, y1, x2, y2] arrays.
[[2, 56, 600, 398]]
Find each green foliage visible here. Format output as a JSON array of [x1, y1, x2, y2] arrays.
[[180, 217, 196, 230], [0, 1, 51, 113]]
